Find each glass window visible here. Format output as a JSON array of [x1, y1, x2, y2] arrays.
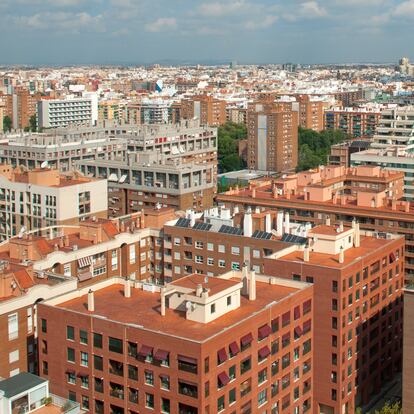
[[93, 333, 103, 348], [80, 330, 88, 345], [109, 337, 123, 354], [67, 348, 75, 363]]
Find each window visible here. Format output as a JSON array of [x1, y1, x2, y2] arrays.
[[94, 355, 103, 371], [9, 350, 19, 363], [8, 313, 18, 340], [211, 304, 216, 314], [231, 246, 240, 255], [240, 357, 251, 374], [229, 365, 236, 381], [282, 311, 290, 327], [67, 372, 76, 384], [80, 352, 88, 367], [218, 395, 225, 412], [93, 333, 103, 348], [306, 276, 314, 283], [145, 370, 154, 385], [81, 376, 89, 389], [109, 337, 123, 354], [81, 396, 89, 410], [218, 244, 225, 253], [195, 255, 203, 264], [161, 375, 170, 390], [64, 263, 71, 277], [231, 262, 240, 270], [258, 389, 267, 406], [253, 249, 260, 258], [207, 243, 214, 251], [128, 365, 138, 381], [195, 241, 204, 249], [27, 308, 33, 334], [145, 393, 154, 409], [67, 348, 75, 363], [129, 245, 136, 264], [227, 296, 232, 306], [282, 353, 290, 369], [208, 257, 214, 266], [219, 260, 226, 268], [80, 330, 88, 345], [229, 388, 236, 405], [111, 250, 118, 270], [258, 368, 267, 384]]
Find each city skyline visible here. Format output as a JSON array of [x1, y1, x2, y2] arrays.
[[1, 0, 414, 65]]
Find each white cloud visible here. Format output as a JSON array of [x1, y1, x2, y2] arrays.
[[301, 1, 327, 17], [14, 11, 104, 33], [245, 15, 278, 30], [393, 0, 414, 17], [197, 0, 248, 17], [145, 17, 177, 32]]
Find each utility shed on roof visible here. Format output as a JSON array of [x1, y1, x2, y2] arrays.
[[0, 372, 47, 399]]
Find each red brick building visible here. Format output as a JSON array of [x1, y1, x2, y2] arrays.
[[37, 271, 314, 414]]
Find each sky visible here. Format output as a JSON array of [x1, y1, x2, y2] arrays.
[[0, 0, 413, 65]]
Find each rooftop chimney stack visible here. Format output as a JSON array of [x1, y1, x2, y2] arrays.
[[339, 221, 344, 232], [265, 213, 272, 233], [354, 222, 360, 248], [243, 208, 253, 237], [241, 262, 249, 296], [189, 210, 196, 227], [284, 211, 290, 234], [88, 289, 94, 312], [339, 246, 344, 264], [325, 216, 331, 226], [276, 210, 284, 237], [248, 270, 256, 301], [124, 279, 131, 298], [304, 244, 310, 262], [196, 284, 203, 297]]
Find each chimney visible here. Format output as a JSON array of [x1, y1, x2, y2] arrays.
[[354, 222, 360, 248], [233, 206, 239, 215], [241, 262, 249, 295], [59, 237, 64, 248], [87, 289, 94, 312], [339, 221, 344, 232], [325, 216, 331, 226], [352, 219, 356, 229], [284, 211, 290, 234], [251, 188, 256, 198], [160, 287, 166, 316], [339, 246, 344, 264], [248, 270, 256, 301], [276, 210, 284, 237], [265, 213, 272, 233], [124, 279, 131, 298], [243, 208, 253, 237], [189, 210, 196, 227], [64, 235, 70, 247], [304, 244, 310, 262], [196, 284, 203, 297]]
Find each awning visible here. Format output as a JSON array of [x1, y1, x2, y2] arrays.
[[258, 346, 270, 359], [258, 324, 271, 340], [178, 355, 197, 365], [218, 371, 230, 387], [303, 299, 312, 314], [294, 327, 302, 337], [154, 349, 169, 361], [229, 341, 240, 356], [138, 345, 153, 358], [77, 372, 88, 378], [241, 333, 253, 346], [66, 369, 75, 375], [78, 256, 92, 268], [77, 272, 92, 282], [217, 348, 227, 364], [294, 306, 301, 320], [303, 320, 311, 333]]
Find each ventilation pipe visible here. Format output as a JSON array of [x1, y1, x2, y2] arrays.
[[325, 216, 331, 226], [243, 208, 253, 237], [248, 270, 256, 301], [304, 244, 310, 262], [88, 289, 94, 312], [277, 210, 284, 237], [124, 279, 131, 298], [241, 262, 249, 296], [339, 221, 344, 232]]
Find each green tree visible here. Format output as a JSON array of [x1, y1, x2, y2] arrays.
[[221, 154, 243, 173], [356, 402, 402, 414], [3, 115, 12, 132], [29, 114, 37, 132], [217, 121, 247, 173]]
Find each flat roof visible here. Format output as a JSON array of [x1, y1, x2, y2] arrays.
[[218, 169, 273, 181], [0, 373, 47, 398], [57, 279, 303, 343]]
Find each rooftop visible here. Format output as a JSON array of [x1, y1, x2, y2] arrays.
[[0, 372, 47, 398], [55, 274, 305, 343]]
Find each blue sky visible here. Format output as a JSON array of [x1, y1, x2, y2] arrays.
[[0, 0, 413, 65]]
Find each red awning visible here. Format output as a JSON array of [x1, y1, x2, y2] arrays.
[[218, 371, 230, 387], [77, 272, 92, 282], [229, 341, 240, 356], [303, 299, 312, 313], [178, 355, 197, 365], [258, 346, 270, 359], [154, 349, 169, 361], [303, 320, 311, 333], [217, 348, 227, 364], [258, 324, 271, 340], [240, 333, 253, 346], [66, 369, 75, 375], [77, 372, 88, 378], [294, 327, 302, 337], [294, 306, 301, 320], [138, 345, 153, 358]]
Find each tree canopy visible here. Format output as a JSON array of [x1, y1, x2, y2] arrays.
[[356, 402, 402, 414], [3, 116, 12, 133], [297, 127, 349, 172], [217, 121, 247, 173]]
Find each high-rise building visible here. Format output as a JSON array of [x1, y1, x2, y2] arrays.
[[98, 100, 121, 122], [5, 88, 40, 130], [247, 101, 298, 172], [37, 97, 98, 129], [0, 165, 108, 240], [181, 95, 227, 126], [296, 95, 325, 132], [403, 284, 414, 413], [37, 269, 314, 414]]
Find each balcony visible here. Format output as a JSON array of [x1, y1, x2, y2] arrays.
[[178, 381, 198, 399]]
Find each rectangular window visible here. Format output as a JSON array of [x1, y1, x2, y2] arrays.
[[9, 350, 19, 363], [80, 352, 88, 367], [93, 333, 103, 349], [94, 355, 103, 371], [67, 326, 75, 341], [219, 260, 225, 268], [231, 246, 240, 255], [8, 313, 18, 340], [67, 348, 75, 363], [80, 330, 88, 345], [129, 245, 136, 264], [109, 337, 123, 354], [231, 262, 240, 270], [111, 250, 118, 271]]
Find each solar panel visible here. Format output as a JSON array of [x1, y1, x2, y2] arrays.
[[218, 225, 243, 236], [193, 222, 212, 231], [281, 233, 308, 245], [252, 230, 273, 240], [175, 218, 191, 228]]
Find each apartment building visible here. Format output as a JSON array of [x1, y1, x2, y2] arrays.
[[181, 95, 227, 126], [226, 107, 248, 126], [77, 152, 215, 215], [162, 207, 293, 283], [37, 270, 314, 414], [351, 146, 414, 200], [328, 141, 370, 168], [247, 101, 298, 172], [98, 100, 121, 122], [37, 97, 98, 129], [296, 95, 325, 132], [403, 284, 414, 413], [0, 165, 107, 240], [216, 165, 414, 278], [263, 224, 404, 413], [331, 90, 364, 107], [372, 106, 414, 147], [4, 88, 40, 130], [0, 131, 127, 172], [324, 108, 380, 139]]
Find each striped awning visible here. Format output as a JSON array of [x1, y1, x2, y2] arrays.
[[78, 256, 92, 268]]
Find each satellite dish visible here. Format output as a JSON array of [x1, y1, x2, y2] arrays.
[[185, 301, 192, 310], [41, 161, 48, 169]]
